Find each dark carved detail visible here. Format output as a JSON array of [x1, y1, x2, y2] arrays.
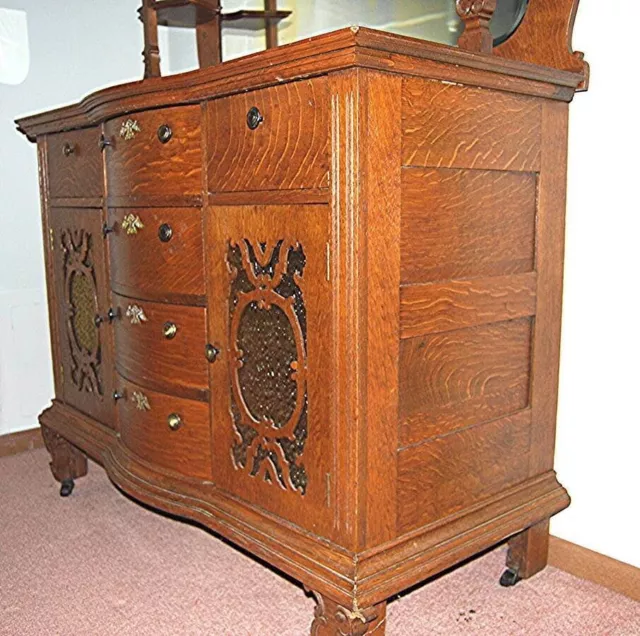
[[61, 228, 103, 396], [456, 0, 497, 53], [41, 425, 88, 484], [309, 591, 387, 636], [227, 239, 308, 494]]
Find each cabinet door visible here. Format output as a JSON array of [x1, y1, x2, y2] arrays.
[[50, 208, 115, 427], [207, 205, 334, 537]]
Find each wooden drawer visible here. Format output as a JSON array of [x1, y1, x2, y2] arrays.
[[113, 293, 208, 401], [104, 106, 201, 200], [207, 78, 329, 192], [117, 376, 211, 480], [47, 128, 103, 199], [108, 208, 205, 303]]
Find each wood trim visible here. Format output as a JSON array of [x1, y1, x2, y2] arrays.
[[0, 428, 45, 458], [549, 536, 640, 602]]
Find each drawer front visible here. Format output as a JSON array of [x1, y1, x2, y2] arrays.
[[48, 128, 104, 198], [207, 78, 329, 192], [117, 376, 211, 480], [105, 106, 201, 199], [108, 208, 205, 302], [113, 293, 208, 400]]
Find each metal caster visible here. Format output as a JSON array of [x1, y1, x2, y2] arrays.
[[59, 479, 75, 497], [499, 568, 521, 587]]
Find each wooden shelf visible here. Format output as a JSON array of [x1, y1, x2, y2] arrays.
[[152, 1, 291, 29]]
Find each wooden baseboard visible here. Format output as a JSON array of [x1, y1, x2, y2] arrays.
[[549, 536, 640, 602], [0, 428, 44, 458]]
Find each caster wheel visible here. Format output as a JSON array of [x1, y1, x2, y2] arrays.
[[499, 568, 521, 587], [59, 479, 75, 497]]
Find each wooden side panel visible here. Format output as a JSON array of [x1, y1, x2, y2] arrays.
[[402, 79, 542, 171], [117, 375, 211, 480], [108, 208, 205, 303], [397, 410, 532, 533], [207, 78, 330, 192], [399, 318, 532, 447], [48, 128, 104, 198], [401, 168, 536, 284], [105, 106, 201, 199], [112, 293, 208, 401]]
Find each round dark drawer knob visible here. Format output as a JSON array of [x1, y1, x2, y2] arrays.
[[246, 107, 264, 130], [157, 124, 173, 144], [62, 142, 76, 157], [113, 390, 125, 402], [205, 343, 220, 363], [158, 223, 173, 242], [167, 413, 182, 431], [163, 322, 178, 340]]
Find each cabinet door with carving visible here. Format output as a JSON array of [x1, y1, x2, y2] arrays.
[[50, 208, 115, 427], [207, 205, 335, 537]]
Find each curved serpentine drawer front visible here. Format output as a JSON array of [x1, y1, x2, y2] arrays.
[[108, 207, 205, 303], [104, 106, 201, 199], [112, 293, 208, 402], [116, 375, 212, 480], [47, 128, 104, 198]]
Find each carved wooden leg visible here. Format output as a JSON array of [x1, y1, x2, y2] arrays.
[[309, 591, 387, 635], [500, 519, 550, 586], [41, 425, 88, 497]]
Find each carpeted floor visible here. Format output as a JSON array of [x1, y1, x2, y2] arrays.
[[1, 449, 638, 635]]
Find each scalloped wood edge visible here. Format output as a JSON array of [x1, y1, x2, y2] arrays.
[[494, 0, 589, 90]]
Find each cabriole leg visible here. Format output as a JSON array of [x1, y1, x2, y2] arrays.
[[500, 519, 550, 587], [309, 591, 387, 635], [41, 425, 88, 497]]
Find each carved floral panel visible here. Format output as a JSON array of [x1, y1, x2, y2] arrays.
[[226, 239, 309, 495]]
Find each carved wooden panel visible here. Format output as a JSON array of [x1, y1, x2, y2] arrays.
[[402, 79, 542, 172], [207, 205, 334, 536], [401, 167, 536, 284], [207, 79, 330, 192], [47, 128, 104, 199], [50, 208, 114, 427]]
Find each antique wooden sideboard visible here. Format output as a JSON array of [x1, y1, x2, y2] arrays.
[[17, 1, 588, 633]]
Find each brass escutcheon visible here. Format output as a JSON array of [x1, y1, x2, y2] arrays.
[[121, 214, 144, 235], [131, 391, 150, 411], [120, 119, 141, 140], [126, 304, 147, 325]]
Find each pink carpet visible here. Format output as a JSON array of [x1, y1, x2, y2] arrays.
[[1, 449, 638, 635]]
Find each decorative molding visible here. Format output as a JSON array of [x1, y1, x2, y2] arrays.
[[549, 536, 640, 602], [0, 428, 45, 458], [456, 0, 497, 53]]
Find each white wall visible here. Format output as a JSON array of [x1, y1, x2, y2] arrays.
[[552, 0, 640, 568], [1, 1, 637, 567]]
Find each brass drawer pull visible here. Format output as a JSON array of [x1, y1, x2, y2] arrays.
[[120, 119, 141, 140], [157, 124, 173, 144], [132, 391, 151, 411], [167, 413, 182, 431], [163, 322, 178, 339], [247, 106, 264, 130], [158, 223, 173, 243], [62, 142, 76, 157], [205, 343, 220, 363], [126, 304, 147, 325], [121, 214, 144, 235]]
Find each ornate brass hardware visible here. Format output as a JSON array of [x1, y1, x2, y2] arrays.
[[126, 304, 147, 325], [158, 223, 173, 243], [121, 214, 144, 235], [167, 413, 182, 431], [120, 119, 141, 140], [205, 343, 220, 363], [62, 142, 75, 157], [157, 124, 172, 144], [94, 308, 117, 327], [98, 134, 113, 151], [163, 322, 178, 339], [131, 391, 151, 411], [247, 106, 264, 130]]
